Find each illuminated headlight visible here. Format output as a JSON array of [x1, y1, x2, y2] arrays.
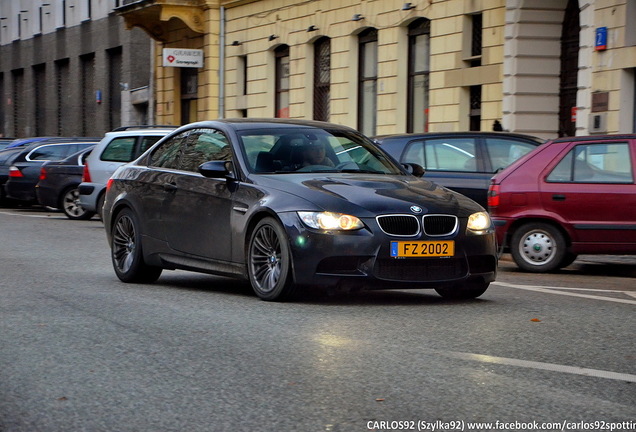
[[298, 211, 364, 231], [467, 212, 492, 233]]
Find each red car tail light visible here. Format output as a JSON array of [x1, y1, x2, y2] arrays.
[[106, 178, 114, 191], [82, 162, 91, 182], [8, 166, 24, 178], [487, 184, 500, 208], [39, 167, 47, 181]]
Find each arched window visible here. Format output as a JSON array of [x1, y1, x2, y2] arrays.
[[407, 18, 430, 133], [358, 28, 378, 136], [275, 45, 290, 118], [313, 37, 331, 122]]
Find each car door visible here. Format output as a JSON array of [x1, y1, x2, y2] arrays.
[[402, 137, 488, 206], [540, 140, 636, 245], [161, 128, 235, 261]]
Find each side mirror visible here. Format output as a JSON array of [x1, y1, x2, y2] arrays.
[[403, 163, 425, 177], [199, 160, 233, 179]]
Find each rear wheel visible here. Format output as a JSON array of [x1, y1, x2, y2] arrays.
[[435, 281, 489, 300], [61, 187, 95, 220], [111, 208, 162, 283], [510, 222, 566, 272], [247, 217, 295, 301]]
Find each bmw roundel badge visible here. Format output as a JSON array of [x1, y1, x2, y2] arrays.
[[410, 205, 423, 214]]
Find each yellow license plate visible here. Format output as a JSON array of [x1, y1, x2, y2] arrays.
[[390, 241, 455, 258]]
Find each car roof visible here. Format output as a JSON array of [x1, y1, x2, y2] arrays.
[[374, 131, 545, 143], [5, 136, 101, 149], [174, 118, 359, 133], [549, 134, 636, 143], [103, 126, 176, 137]]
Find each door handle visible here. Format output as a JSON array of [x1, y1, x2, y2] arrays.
[[552, 194, 566, 201], [163, 182, 177, 192]]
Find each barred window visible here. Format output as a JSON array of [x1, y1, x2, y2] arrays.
[[358, 28, 378, 137], [313, 37, 331, 122], [275, 45, 290, 118], [407, 19, 430, 133]]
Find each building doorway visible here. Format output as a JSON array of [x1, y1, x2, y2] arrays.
[[558, 0, 579, 137]]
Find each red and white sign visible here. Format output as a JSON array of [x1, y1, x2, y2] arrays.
[[162, 48, 204, 68]]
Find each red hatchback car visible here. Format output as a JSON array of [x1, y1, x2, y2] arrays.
[[488, 134, 636, 272]]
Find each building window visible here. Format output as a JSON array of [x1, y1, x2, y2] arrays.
[[275, 45, 290, 118], [469, 85, 481, 131], [313, 37, 331, 122], [33, 64, 46, 135], [55, 59, 70, 135], [466, 13, 482, 67], [407, 19, 430, 133], [81, 54, 95, 136], [358, 28, 378, 136], [181, 68, 198, 125]]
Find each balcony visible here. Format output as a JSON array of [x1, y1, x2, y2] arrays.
[[116, 0, 216, 41]]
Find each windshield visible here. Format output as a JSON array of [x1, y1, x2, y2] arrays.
[[239, 128, 403, 175]]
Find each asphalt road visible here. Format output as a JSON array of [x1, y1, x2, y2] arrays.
[[1, 207, 635, 432]]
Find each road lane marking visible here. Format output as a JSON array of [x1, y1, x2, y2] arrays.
[[0, 210, 61, 219], [493, 281, 636, 305], [436, 350, 636, 383]]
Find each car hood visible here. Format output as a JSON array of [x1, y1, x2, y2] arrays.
[[252, 173, 483, 217]]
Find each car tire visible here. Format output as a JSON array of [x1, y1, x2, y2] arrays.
[[60, 187, 95, 220], [435, 281, 489, 300], [111, 208, 162, 283], [510, 222, 566, 273], [247, 217, 295, 301]]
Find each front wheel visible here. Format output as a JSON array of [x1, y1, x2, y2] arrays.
[[510, 222, 567, 272], [247, 217, 295, 301], [111, 208, 162, 283]]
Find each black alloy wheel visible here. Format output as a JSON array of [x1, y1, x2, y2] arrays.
[[247, 217, 295, 301], [61, 187, 95, 220], [111, 208, 162, 283]]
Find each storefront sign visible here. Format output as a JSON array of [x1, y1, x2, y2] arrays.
[[162, 49, 204, 68]]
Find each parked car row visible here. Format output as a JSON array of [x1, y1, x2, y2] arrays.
[[0, 127, 174, 219], [0, 137, 100, 206]]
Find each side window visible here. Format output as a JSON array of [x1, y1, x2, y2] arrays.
[[484, 138, 537, 172], [547, 143, 634, 183], [28, 145, 70, 161], [179, 129, 231, 173], [149, 133, 186, 169], [101, 137, 135, 162], [138, 136, 164, 155], [406, 138, 477, 171]]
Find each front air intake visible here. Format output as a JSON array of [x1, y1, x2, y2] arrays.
[[422, 215, 458, 236], [376, 215, 420, 237]]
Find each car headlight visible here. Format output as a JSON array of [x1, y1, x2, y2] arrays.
[[298, 211, 364, 231], [467, 212, 492, 233]]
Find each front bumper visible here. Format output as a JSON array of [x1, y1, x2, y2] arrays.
[[279, 213, 498, 290]]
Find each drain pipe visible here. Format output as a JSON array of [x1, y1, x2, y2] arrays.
[[219, 6, 226, 119]]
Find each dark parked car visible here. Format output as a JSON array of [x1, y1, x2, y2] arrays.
[[4, 140, 98, 205], [103, 119, 497, 301], [0, 138, 17, 150], [374, 132, 544, 207], [488, 134, 636, 272], [36, 146, 96, 220]]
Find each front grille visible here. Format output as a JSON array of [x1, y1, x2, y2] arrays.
[[376, 215, 419, 236], [423, 215, 458, 236], [375, 258, 467, 282]]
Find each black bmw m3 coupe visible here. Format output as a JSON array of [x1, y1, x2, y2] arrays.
[[103, 119, 497, 301]]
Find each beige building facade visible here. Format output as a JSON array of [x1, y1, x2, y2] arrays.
[[118, 0, 636, 140]]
